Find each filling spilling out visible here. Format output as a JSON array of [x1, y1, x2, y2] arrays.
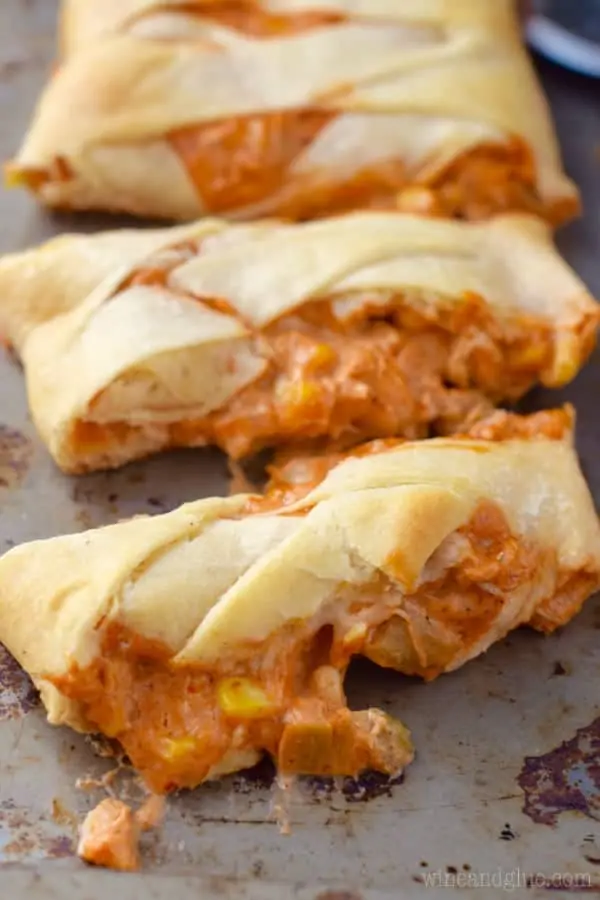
[[52, 411, 598, 796], [67, 241, 571, 468], [50, 502, 521, 794]]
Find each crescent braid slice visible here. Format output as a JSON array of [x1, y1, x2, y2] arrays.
[[10, 1, 578, 223], [0, 412, 598, 791], [0, 213, 597, 474]]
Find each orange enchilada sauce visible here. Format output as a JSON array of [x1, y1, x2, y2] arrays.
[[169, 110, 338, 215]]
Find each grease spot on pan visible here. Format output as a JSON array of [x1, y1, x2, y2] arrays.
[[0, 645, 38, 721], [232, 757, 276, 793], [0, 425, 32, 490], [518, 717, 600, 825], [233, 757, 405, 804], [306, 771, 405, 804]]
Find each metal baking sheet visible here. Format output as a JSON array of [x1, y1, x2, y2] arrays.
[[1, 2, 599, 898]]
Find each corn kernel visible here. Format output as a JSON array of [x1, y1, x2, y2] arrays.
[[550, 335, 579, 387], [159, 736, 199, 761], [217, 678, 274, 718], [277, 379, 321, 409], [307, 343, 336, 371]]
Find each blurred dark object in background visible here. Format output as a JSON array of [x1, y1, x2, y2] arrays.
[[526, 0, 600, 77]]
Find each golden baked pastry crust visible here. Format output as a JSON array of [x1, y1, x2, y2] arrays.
[[10, 1, 578, 223], [0, 410, 598, 790], [0, 213, 596, 474], [60, 0, 525, 55]]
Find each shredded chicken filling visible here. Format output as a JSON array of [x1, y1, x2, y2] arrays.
[[169, 118, 551, 220], [51, 497, 565, 794], [70, 266, 556, 465], [200, 297, 552, 458]]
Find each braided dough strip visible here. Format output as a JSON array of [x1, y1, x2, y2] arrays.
[[10, 1, 578, 222], [0, 412, 598, 790], [0, 212, 596, 474], [60, 0, 524, 55]]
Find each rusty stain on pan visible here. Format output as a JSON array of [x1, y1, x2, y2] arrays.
[[0, 425, 32, 490], [518, 717, 600, 825], [0, 802, 74, 863], [0, 646, 38, 721]]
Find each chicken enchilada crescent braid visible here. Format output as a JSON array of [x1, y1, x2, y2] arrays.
[[8, 1, 578, 223], [0, 213, 597, 474], [0, 409, 598, 792]]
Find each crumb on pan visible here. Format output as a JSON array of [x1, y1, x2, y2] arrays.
[[77, 793, 165, 871], [77, 798, 141, 872]]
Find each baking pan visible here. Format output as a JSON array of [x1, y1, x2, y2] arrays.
[[1, 2, 599, 897]]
